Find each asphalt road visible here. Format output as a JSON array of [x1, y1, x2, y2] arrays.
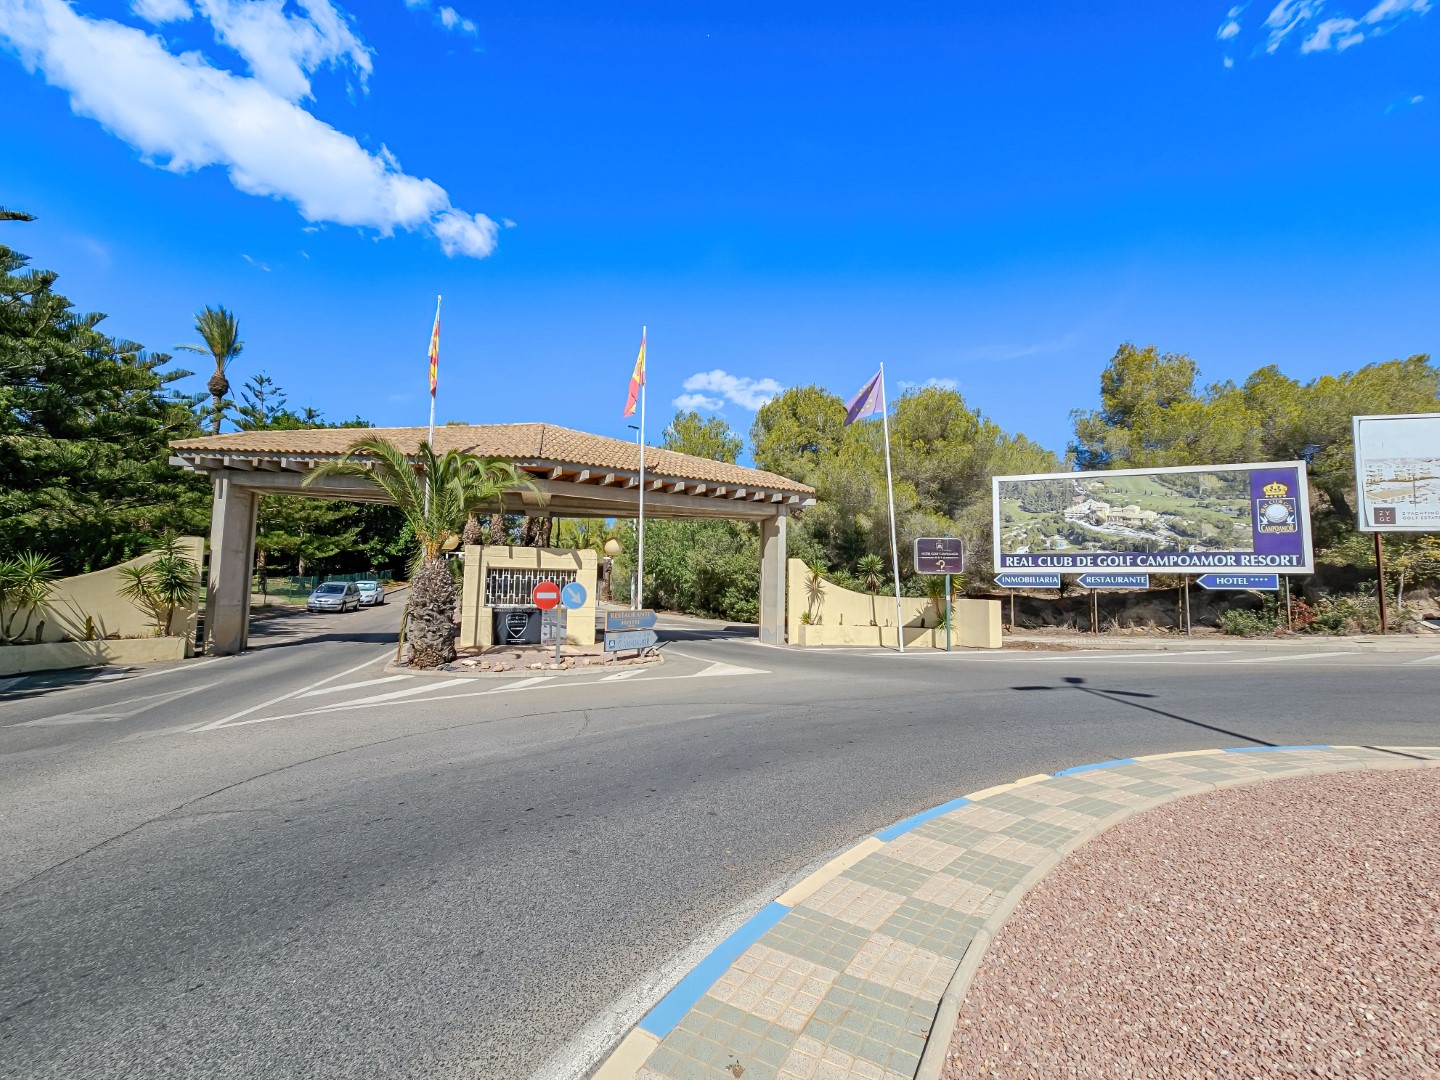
[[2, 604, 1437, 1079]]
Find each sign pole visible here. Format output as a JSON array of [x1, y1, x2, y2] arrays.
[[1284, 576, 1292, 630], [1185, 582, 1192, 636], [945, 574, 952, 652], [1008, 590, 1014, 631], [1375, 532, 1388, 634], [636, 327, 646, 612]]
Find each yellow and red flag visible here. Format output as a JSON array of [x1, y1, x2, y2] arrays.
[[428, 304, 441, 396], [623, 327, 646, 417]]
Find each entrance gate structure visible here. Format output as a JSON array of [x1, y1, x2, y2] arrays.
[[168, 423, 815, 655]]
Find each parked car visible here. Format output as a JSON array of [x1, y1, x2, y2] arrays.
[[307, 581, 360, 613], [355, 580, 385, 606]]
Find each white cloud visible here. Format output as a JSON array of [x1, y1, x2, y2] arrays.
[[431, 208, 498, 258], [1246, 0, 1430, 55], [679, 370, 783, 411], [437, 5, 475, 35], [1224, 54, 1236, 65], [1217, 18, 1242, 38], [241, 252, 270, 270], [898, 377, 959, 393], [131, 0, 191, 24], [0, 0, 500, 259], [194, 0, 371, 102], [672, 393, 725, 412]]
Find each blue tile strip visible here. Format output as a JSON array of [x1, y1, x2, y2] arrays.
[[1054, 757, 1137, 776], [637, 901, 791, 1038], [874, 796, 972, 841], [1223, 744, 1332, 754]]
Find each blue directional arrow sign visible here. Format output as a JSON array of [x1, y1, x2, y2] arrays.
[[604, 629, 658, 652], [1076, 572, 1150, 590], [560, 581, 588, 610], [1196, 573, 1280, 591], [994, 572, 1062, 589]]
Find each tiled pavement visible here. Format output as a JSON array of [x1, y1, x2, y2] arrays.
[[596, 745, 1440, 1080]]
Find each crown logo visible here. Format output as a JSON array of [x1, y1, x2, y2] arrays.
[[1262, 480, 1289, 498]]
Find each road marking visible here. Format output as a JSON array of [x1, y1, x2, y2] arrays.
[[693, 661, 770, 677], [317, 679, 464, 707], [1405, 654, 1440, 665], [486, 676, 553, 693], [299, 675, 413, 697], [1229, 652, 1343, 664], [601, 670, 643, 681], [192, 649, 392, 731], [16, 683, 216, 727]]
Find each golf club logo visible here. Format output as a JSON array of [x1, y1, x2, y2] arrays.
[[503, 611, 530, 642], [1255, 480, 1297, 534]]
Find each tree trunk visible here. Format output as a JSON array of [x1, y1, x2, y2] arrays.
[[488, 513, 506, 545], [536, 516, 552, 548], [461, 513, 485, 547], [407, 555, 458, 668]]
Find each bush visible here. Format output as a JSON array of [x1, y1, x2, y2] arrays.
[[1219, 607, 1279, 637]]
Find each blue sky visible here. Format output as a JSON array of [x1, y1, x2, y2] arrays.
[[2, 0, 1436, 458]]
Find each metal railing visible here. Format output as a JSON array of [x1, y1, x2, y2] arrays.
[[484, 567, 576, 607]]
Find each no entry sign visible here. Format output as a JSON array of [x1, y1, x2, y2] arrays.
[[531, 581, 561, 610]]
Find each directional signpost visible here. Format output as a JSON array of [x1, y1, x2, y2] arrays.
[[605, 629, 658, 653], [994, 572, 1062, 589], [606, 608, 656, 633], [1076, 573, 1150, 590], [1196, 573, 1280, 591], [605, 608, 657, 655], [532, 581, 565, 659], [914, 538, 964, 652], [560, 581, 588, 609]]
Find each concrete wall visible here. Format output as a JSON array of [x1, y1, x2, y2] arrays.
[[8, 537, 203, 648], [459, 545, 598, 650], [0, 637, 189, 677], [785, 558, 1000, 649]]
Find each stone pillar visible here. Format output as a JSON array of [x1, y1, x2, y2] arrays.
[[206, 473, 258, 656], [758, 511, 788, 645]]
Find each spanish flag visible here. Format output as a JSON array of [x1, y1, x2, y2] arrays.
[[428, 302, 441, 397], [623, 327, 646, 417]]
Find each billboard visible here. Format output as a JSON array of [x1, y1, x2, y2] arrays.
[[992, 461, 1313, 573], [1353, 413, 1440, 533]]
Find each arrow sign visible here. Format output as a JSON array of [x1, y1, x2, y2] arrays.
[[560, 581, 588, 610], [1076, 573, 1150, 590], [1196, 573, 1280, 591], [606, 609, 656, 632], [995, 572, 1062, 589], [605, 629, 658, 652]]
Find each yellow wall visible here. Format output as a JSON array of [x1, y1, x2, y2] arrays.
[[459, 545, 598, 649], [785, 558, 1000, 649], [10, 537, 203, 649]]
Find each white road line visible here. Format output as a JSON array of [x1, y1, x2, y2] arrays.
[[318, 680, 465, 707], [192, 649, 392, 731], [693, 661, 770, 677], [299, 675, 413, 698], [1229, 652, 1345, 665], [1405, 654, 1440, 665], [16, 682, 216, 727], [601, 670, 643, 681]]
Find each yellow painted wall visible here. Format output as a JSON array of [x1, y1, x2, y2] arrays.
[[459, 545, 598, 649], [9, 537, 203, 649], [786, 558, 1000, 649]]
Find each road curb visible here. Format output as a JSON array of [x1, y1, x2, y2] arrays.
[[590, 745, 1440, 1080]]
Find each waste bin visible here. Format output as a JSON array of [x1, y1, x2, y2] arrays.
[[493, 607, 541, 645]]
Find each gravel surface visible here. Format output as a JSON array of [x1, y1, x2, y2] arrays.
[[943, 766, 1440, 1079]]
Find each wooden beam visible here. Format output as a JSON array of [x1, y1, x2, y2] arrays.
[[729, 488, 748, 499], [668, 481, 686, 493], [548, 466, 565, 479], [575, 470, 590, 483], [600, 473, 618, 486]]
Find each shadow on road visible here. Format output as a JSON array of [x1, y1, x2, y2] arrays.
[[1010, 675, 1276, 747]]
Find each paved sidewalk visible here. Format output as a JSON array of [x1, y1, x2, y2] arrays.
[[1003, 630, 1440, 653], [595, 744, 1440, 1080]]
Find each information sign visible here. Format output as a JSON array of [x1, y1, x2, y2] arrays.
[[914, 537, 965, 575], [606, 609, 656, 632], [1076, 572, 1150, 590]]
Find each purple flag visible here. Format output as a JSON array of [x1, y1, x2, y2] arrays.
[[844, 369, 884, 425]]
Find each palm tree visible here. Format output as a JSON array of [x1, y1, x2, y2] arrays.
[[305, 436, 539, 667], [177, 305, 244, 435]]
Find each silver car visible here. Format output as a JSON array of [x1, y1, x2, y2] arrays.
[[306, 581, 360, 613], [355, 580, 385, 606]]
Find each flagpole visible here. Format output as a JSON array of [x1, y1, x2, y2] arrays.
[[879, 363, 905, 653], [636, 326, 646, 611], [427, 294, 441, 448]]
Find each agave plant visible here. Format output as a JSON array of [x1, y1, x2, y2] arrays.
[[306, 436, 540, 667], [0, 552, 60, 644]]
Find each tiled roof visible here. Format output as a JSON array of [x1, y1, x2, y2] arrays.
[[170, 423, 813, 494]]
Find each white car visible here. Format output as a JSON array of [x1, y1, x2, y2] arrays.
[[307, 581, 360, 613], [355, 580, 385, 606]]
